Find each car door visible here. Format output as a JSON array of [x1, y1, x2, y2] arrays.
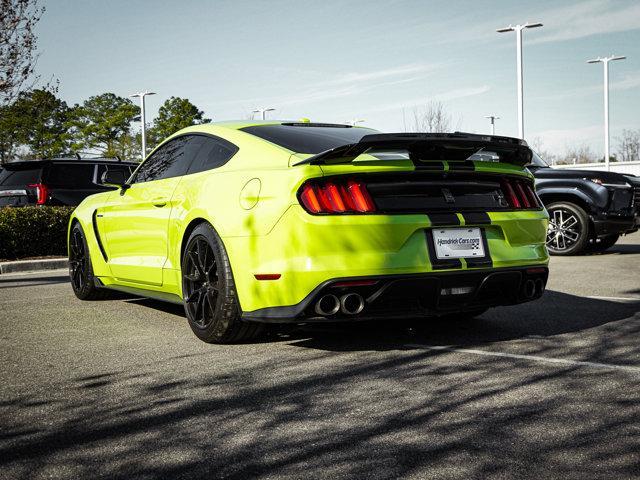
[[98, 136, 198, 285]]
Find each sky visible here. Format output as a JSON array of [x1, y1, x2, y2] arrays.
[[35, 0, 640, 157]]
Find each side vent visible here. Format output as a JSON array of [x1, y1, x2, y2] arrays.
[[92, 210, 108, 261]]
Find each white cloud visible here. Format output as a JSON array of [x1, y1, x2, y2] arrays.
[[531, 0, 640, 44]]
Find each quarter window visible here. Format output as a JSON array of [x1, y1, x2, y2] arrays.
[[187, 136, 238, 175]]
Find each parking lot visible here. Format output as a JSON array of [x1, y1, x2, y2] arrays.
[[1, 236, 639, 480]]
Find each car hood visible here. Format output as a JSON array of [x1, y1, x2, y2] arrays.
[[533, 167, 631, 184]]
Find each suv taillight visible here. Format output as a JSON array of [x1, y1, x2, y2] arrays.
[[27, 183, 49, 205], [500, 178, 540, 209], [299, 179, 376, 214]]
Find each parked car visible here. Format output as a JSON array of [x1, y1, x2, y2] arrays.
[[68, 122, 549, 344], [529, 153, 640, 255], [0, 158, 137, 207]]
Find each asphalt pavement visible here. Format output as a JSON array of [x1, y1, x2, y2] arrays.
[[1, 235, 639, 479]]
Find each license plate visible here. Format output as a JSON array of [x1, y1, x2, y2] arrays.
[[432, 227, 485, 259]]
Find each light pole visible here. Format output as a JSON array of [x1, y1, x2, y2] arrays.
[[252, 108, 275, 120], [129, 91, 156, 160], [587, 55, 626, 171], [496, 22, 543, 139], [485, 115, 500, 135]]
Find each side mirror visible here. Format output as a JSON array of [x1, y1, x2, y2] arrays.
[[101, 169, 129, 190]]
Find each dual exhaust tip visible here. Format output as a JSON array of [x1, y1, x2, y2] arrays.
[[522, 278, 545, 299], [315, 293, 365, 316]]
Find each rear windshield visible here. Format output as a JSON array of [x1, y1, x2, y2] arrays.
[[0, 167, 41, 186], [241, 124, 376, 154]]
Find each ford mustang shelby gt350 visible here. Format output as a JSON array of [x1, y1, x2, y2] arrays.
[[68, 121, 549, 343]]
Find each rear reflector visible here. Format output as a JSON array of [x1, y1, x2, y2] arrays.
[[254, 274, 281, 280], [299, 179, 376, 214], [526, 267, 547, 274]]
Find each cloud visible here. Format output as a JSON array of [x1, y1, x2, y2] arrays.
[[534, 71, 640, 101], [359, 85, 492, 115], [531, 0, 640, 44]]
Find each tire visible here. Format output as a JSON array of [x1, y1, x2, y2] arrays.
[[69, 222, 111, 300], [545, 202, 590, 255], [589, 234, 619, 253], [181, 222, 263, 344]]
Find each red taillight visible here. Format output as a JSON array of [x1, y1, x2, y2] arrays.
[[514, 182, 531, 208], [501, 178, 539, 210], [500, 179, 521, 208], [299, 179, 376, 214], [27, 183, 48, 205]]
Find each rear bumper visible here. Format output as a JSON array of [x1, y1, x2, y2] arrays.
[[592, 215, 639, 236], [241, 266, 548, 323]]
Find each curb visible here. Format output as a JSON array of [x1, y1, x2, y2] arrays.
[[0, 258, 69, 275]]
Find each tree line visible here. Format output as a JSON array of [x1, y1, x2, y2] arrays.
[[0, 88, 210, 164]]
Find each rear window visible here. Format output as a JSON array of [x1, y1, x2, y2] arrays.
[[45, 164, 96, 188], [0, 167, 41, 186], [241, 124, 376, 154]]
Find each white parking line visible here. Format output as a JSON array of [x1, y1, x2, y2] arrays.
[[405, 344, 640, 375], [585, 295, 640, 303]]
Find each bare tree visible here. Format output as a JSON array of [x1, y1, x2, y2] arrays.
[[0, 0, 44, 106], [616, 129, 640, 162], [406, 101, 460, 133], [557, 144, 597, 165], [529, 137, 557, 165]]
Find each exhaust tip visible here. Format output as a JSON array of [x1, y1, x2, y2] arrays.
[[315, 294, 340, 316], [340, 293, 365, 315], [522, 279, 536, 299]]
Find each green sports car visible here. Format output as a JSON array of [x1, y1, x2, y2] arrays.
[[68, 121, 549, 343]]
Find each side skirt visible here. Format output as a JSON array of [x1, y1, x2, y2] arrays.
[[97, 278, 184, 305]]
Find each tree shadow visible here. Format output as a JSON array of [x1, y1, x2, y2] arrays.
[[1, 293, 639, 479]]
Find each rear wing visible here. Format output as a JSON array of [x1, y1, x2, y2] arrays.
[[292, 132, 532, 167]]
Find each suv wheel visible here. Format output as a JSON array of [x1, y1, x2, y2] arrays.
[[546, 202, 590, 255]]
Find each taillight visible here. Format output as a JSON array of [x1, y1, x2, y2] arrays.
[[27, 183, 48, 205], [500, 178, 540, 209], [299, 179, 376, 214]]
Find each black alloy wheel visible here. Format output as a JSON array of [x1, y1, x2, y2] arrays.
[[183, 236, 219, 329], [181, 222, 263, 343], [69, 223, 109, 300]]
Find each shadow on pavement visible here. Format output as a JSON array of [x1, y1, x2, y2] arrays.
[[1, 289, 639, 479]]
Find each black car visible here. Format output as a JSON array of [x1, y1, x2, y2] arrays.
[[0, 158, 137, 207], [529, 153, 640, 255]]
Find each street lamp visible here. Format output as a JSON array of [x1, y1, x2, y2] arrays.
[[587, 55, 626, 171], [129, 91, 156, 161], [252, 108, 275, 120], [496, 22, 543, 139], [484, 115, 500, 135]]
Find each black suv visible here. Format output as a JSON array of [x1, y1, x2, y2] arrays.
[[529, 153, 640, 255], [0, 158, 137, 207]]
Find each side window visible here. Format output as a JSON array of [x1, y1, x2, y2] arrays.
[[132, 136, 196, 183], [95, 164, 135, 185], [46, 164, 95, 188], [187, 136, 238, 175]]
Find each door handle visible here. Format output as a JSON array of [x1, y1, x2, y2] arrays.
[[152, 198, 168, 207]]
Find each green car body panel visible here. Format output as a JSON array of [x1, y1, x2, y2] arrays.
[[69, 121, 549, 320]]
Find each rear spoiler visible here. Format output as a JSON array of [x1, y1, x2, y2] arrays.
[[292, 132, 532, 167]]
